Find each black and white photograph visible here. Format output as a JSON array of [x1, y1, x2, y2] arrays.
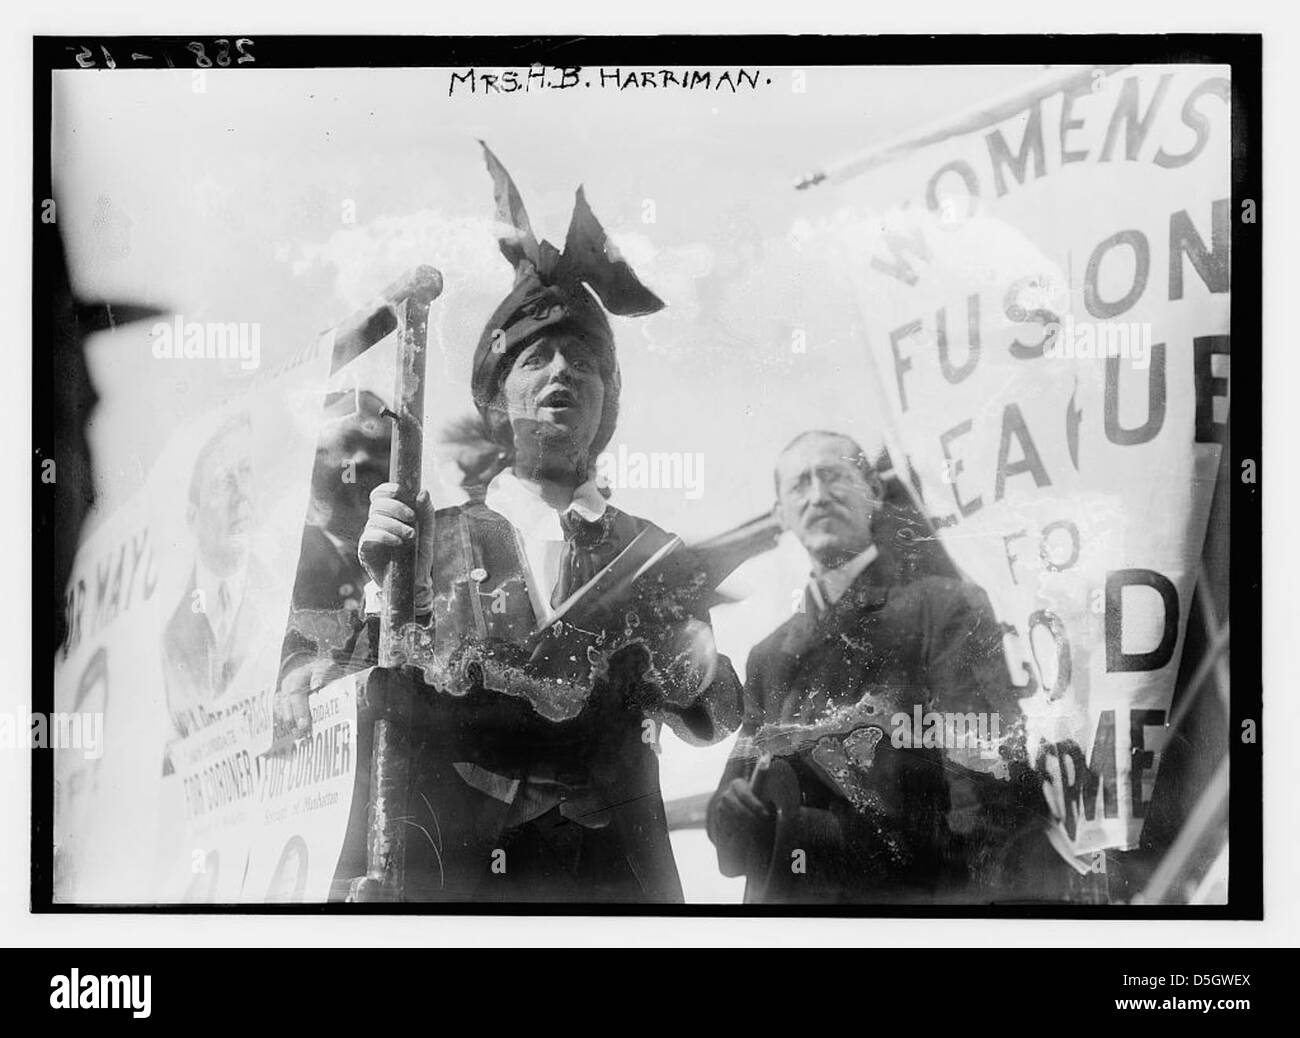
[[31, 39, 1253, 912], [4, 8, 1289, 990]]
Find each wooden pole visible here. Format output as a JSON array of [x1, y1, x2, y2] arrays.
[[380, 269, 442, 658], [348, 265, 441, 903]]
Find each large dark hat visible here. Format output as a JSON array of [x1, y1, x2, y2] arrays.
[[471, 142, 665, 457]]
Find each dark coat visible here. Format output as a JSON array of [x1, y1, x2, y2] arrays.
[[289, 525, 368, 613], [708, 564, 1036, 904], [352, 498, 743, 903], [278, 525, 371, 690]]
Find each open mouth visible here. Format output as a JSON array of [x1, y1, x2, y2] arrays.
[[538, 387, 578, 410]]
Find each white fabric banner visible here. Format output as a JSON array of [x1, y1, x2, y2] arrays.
[[824, 65, 1230, 856]]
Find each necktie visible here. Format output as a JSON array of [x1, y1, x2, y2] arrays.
[[550, 511, 609, 610], [215, 580, 232, 646], [806, 577, 830, 619], [207, 580, 234, 696]]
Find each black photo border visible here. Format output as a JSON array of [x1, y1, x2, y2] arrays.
[[31, 32, 1262, 919]]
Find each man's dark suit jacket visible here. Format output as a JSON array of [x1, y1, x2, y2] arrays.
[[161, 558, 272, 742], [278, 524, 371, 692], [708, 561, 1037, 904], [345, 498, 743, 903]]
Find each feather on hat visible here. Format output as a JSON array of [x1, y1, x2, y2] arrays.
[[471, 142, 665, 457]]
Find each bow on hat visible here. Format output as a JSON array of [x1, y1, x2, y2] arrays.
[[471, 142, 665, 457]]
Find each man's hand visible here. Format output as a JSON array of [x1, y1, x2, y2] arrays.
[[713, 776, 775, 876], [358, 483, 436, 589]]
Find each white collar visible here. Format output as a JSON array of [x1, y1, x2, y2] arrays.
[[193, 556, 247, 633], [484, 469, 607, 541], [808, 543, 879, 611]]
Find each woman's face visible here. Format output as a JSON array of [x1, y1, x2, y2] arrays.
[[499, 332, 606, 456]]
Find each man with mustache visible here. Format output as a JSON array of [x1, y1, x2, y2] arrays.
[[707, 430, 1034, 904], [351, 144, 743, 902]]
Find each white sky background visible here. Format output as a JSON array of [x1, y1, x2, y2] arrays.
[[54, 64, 1045, 901]]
